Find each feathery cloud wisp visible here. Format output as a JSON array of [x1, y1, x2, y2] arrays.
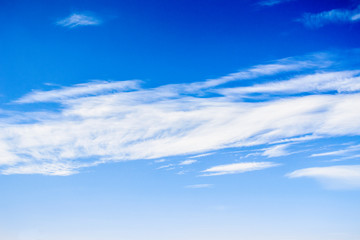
[[258, 0, 293, 7], [311, 144, 360, 157], [262, 144, 291, 157], [15, 80, 140, 103], [299, 5, 360, 28], [202, 162, 279, 176], [287, 165, 360, 189], [217, 70, 360, 96], [179, 160, 197, 165], [1, 50, 360, 176], [57, 13, 101, 28]]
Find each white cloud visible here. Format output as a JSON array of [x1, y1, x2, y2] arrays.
[[311, 149, 349, 157], [300, 5, 360, 28], [3, 92, 360, 175], [1, 162, 78, 176], [332, 154, 360, 162], [270, 135, 321, 144], [352, 13, 360, 21], [311, 144, 360, 157], [177, 170, 188, 175], [15, 80, 140, 103], [262, 144, 290, 157], [202, 162, 279, 176], [258, 0, 293, 7], [57, 13, 101, 28], [154, 159, 166, 163], [218, 70, 360, 96], [1, 50, 360, 176], [179, 159, 197, 165], [185, 184, 213, 188], [287, 165, 360, 189], [156, 164, 174, 170], [182, 52, 332, 92], [189, 152, 214, 158]]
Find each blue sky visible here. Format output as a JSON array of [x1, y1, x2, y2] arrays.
[[1, 0, 360, 239]]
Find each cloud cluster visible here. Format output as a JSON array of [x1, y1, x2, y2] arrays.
[[0, 50, 360, 179]]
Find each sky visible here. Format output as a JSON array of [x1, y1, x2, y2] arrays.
[[1, 0, 360, 239]]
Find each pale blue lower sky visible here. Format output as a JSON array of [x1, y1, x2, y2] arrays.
[[1, 137, 360, 240]]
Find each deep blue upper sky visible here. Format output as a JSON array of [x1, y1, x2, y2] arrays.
[[0, 0, 359, 102]]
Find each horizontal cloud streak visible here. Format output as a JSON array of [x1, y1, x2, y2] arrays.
[[202, 162, 279, 176], [179, 160, 197, 165], [1, 50, 360, 175], [300, 5, 360, 28], [57, 13, 101, 28], [15, 80, 140, 103], [258, 0, 293, 7], [186, 53, 331, 91], [218, 70, 360, 96], [287, 165, 360, 189], [262, 144, 290, 157], [311, 144, 360, 157]]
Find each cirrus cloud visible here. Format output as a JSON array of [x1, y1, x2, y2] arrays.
[[299, 5, 360, 28], [287, 165, 360, 189], [202, 162, 280, 176], [1, 50, 360, 176], [57, 13, 101, 28]]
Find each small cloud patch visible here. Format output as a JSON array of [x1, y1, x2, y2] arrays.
[[57, 13, 101, 28], [202, 162, 280, 176], [299, 5, 360, 28], [287, 165, 360, 190], [179, 159, 197, 165]]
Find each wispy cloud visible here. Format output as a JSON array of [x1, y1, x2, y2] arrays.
[[287, 165, 360, 189], [218, 70, 360, 96], [181, 52, 332, 92], [15, 80, 140, 103], [1, 50, 360, 176], [57, 13, 101, 28], [262, 144, 291, 157], [258, 0, 293, 7], [202, 162, 279, 176], [154, 159, 166, 163], [1, 162, 81, 176], [156, 164, 174, 170], [299, 5, 360, 28], [189, 152, 214, 158], [311, 149, 349, 157], [179, 160, 197, 165], [185, 184, 213, 188], [311, 144, 360, 157], [177, 170, 188, 175]]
